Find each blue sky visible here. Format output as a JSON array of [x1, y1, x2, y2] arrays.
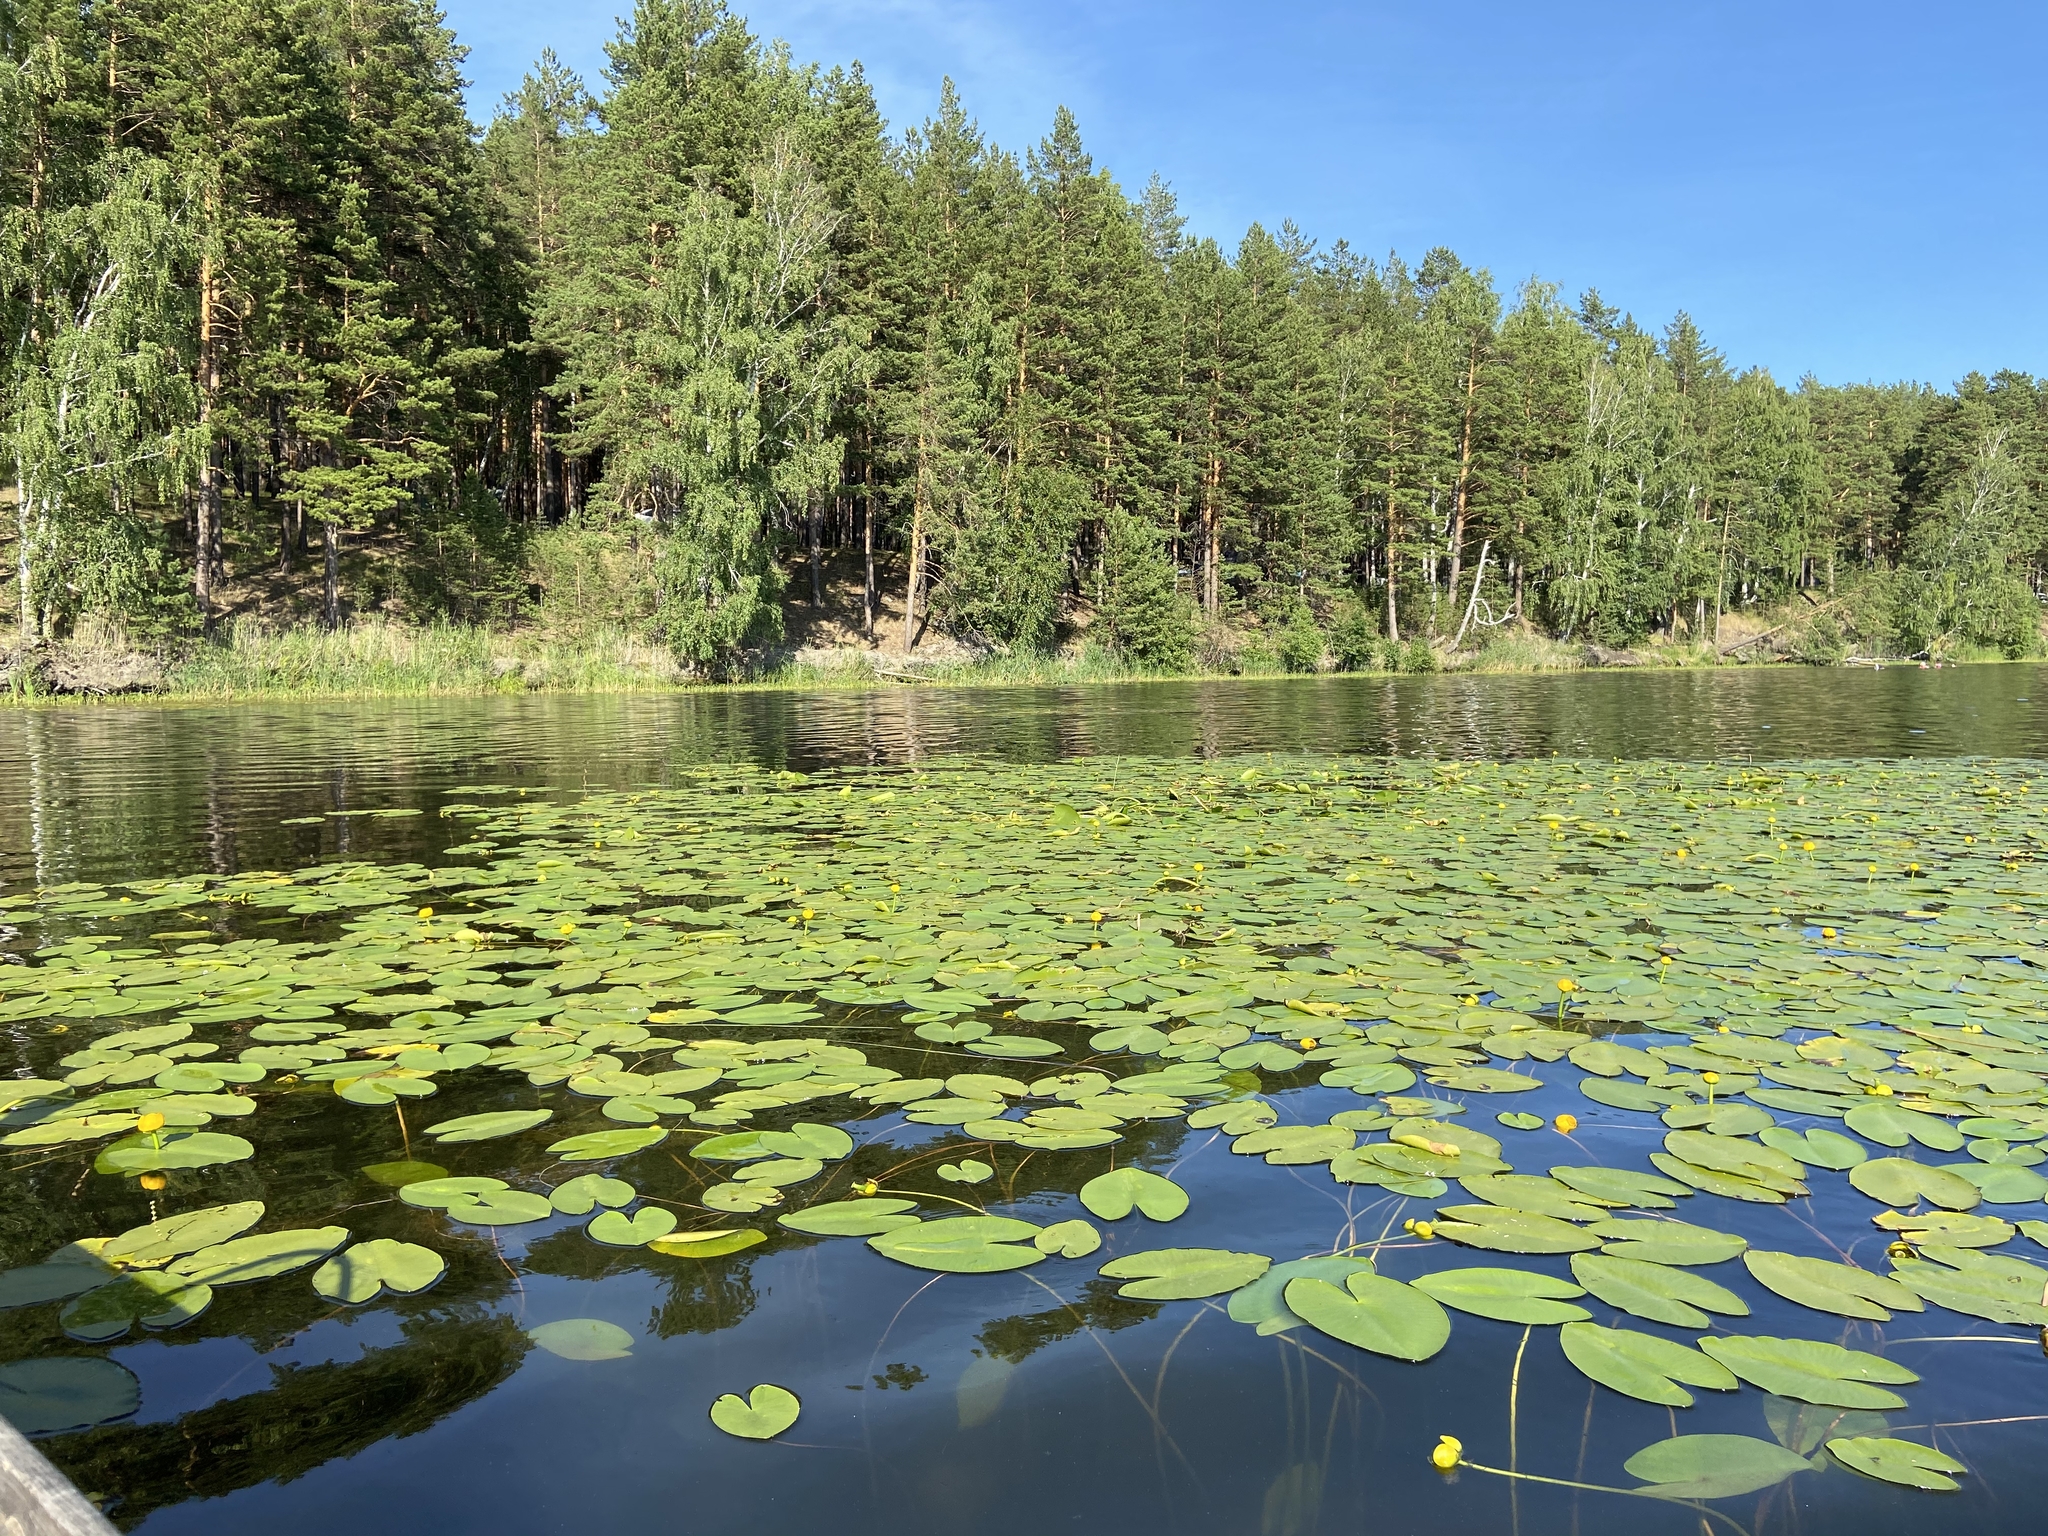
[[443, 0, 2047, 390]]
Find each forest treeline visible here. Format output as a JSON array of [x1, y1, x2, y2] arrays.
[[4, 0, 2045, 672]]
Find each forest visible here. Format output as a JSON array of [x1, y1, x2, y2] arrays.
[[3, 0, 2045, 677]]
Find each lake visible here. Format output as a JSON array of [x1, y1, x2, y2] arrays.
[[1, 666, 2045, 1535]]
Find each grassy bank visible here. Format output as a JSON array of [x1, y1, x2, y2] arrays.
[[5, 613, 1938, 707]]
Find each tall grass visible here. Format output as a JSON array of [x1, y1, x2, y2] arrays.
[[163, 618, 685, 698]]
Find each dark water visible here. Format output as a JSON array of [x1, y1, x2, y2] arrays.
[[2, 667, 2045, 1536], [4, 664, 2043, 891]]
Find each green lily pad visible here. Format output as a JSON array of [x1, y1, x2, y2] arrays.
[[589, 1208, 679, 1246], [779, 1198, 922, 1237], [703, 1183, 783, 1213], [649, 1228, 765, 1258], [0, 1243, 118, 1309], [1231, 1124, 1356, 1164], [1889, 1245, 2048, 1324], [312, 1239, 446, 1303], [1758, 1126, 1866, 1169], [710, 1383, 800, 1439], [1875, 1210, 2015, 1247], [964, 1035, 1063, 1059], [1079, 1167, 1189, 1221], [1548, 1166, 1688, 1209], [1696, 1335, 1917, 1409], [1849, 1157, 1982, 1211], [60, 1272, 212, 1341], [1456, 1174, 1609, 1222], [103, 1201, 265, 1266], [758, 1123, 855, 1160], [938, 1159, 994, 1185], [1569, 1253, 1749, 1327], [528, 1318, 634, 1360], [1624, 1434, 1812, 1500], [1034, 1219, 1101, 1258], [425, 1109, 554, 1142], [1587, 1217, 1747, 1266], [444, 1190, 556, 1225], [93, 1130, 254, 1174], [1943, 1161, 2048, 1203], [1559, 1322, 1738, 1406], [1431, 1205, 1603, 1254], [361, 1160, 447, 1187], [1099, 1247, 1271, 1300], [550, 1175, 636, 1215], [1228, 1257, 1377, 1334], [1411, 1266, 1591, 1325], [1827, 1436, 1967, 1491], [1496, 1112, 1545, 1131], [398, 1176, 512, 1209], [734, 1156, 823, 1187], [1743, 1250, 1924, 1321], [870, 1217, 1046, 1273], [169, 1227, 349, 1285], [547, 1127, 667, 1161], [0, 1356, 140, 1434], [1844, 1103, 1965, 1152], [1283, 1272, 1450, 1361]]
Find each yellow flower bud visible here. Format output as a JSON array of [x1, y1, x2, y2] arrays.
[[1701, 1071, 1720, 1085], [1299, 1038, 1317, 1050], [1553, 1114, 1578, 1134], [139, 1173, 167, 1191], [1431, 1435, 1463, 1470], [136, 1113, 166, 1134], [416, 907, 433, 919], [1865, 1082, 1893, 1096], [1556, 977, 1577, 994]]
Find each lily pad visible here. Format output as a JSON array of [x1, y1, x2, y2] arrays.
[[1845, 1103, 1965, 1152], [1889, 1245, 2048, 1324], [870, 1217, 1046, 1273], [758, 1123, 855, 1160], [1411, 1266, 1591, 1325], [1695, 1335, 1917, 1409], [1227, 1256, 1377, 1334], [1099, 1247, 1271, 1300], [361, 1160, 447, 1187], [1944, 1161, 2048, 1204], [1034, 1219, 1101, 1258], [0, 1357, 141, 1434], [1548, 1165, 1688, 1209], [1079, 1167, 1189, 1222], [1743, 1250, 1924, 1321], [547, 1127, 666, 1161], [938, 1159, 994, 1185], [1496, 1112, 1545, 1130], [1569, 1253, 1749, 1327], [710, 1383, 800, 1439], [1283, 1272, 1450, 1361], [0, 1244, 118, 1309], [103, 1201, 265, 1266], [779, 1198, 922, 1237], [589, 1208, 680, 1246], [93, 1130, 254, 1174], [1624, 1434, 1812, 1500], [1558, 1323, 1737, 1406], [1849, 1157, 1982, 1211], [1431, 1205, 1603, 1254], [1827, 1436, 1967, 1491], [528, 1318, 634, 1360], [648, 1228, 765, 1258], [1758, 1126, 1866, 1170], [59, 1273, 212, 1341], [550, 1174, 636, 1215], [425, 1109, 553, 1142], [312, 1239, 446, 1303], [1588, 1217, 1747, 1266], [170, 1227, 349, 1285]]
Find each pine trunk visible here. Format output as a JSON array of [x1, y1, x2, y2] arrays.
[[324, 522, 340, 629]]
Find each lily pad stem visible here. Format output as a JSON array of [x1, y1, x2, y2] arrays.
[[1453, 1460, 1754, 1536]]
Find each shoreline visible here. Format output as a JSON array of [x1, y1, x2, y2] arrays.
[[0, 632, 2001, 709]]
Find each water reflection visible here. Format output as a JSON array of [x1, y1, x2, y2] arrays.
[[3, 667, 2042, 892]]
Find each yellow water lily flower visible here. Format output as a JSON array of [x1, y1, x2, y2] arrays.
[[136, 1113, 166, 1134], [140, 1173, 166, 1191], [1431, 1436, 1463, 1470], [1553, 1114, 1577, 1134]]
